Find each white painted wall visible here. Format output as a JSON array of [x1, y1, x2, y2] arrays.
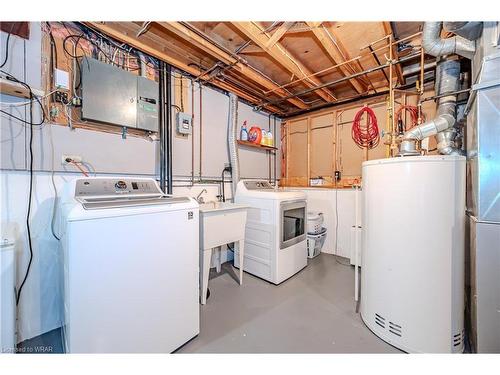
[[0, 23, 280, 342], [286, 188, 361, 260]]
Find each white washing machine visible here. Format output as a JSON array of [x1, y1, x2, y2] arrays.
[[1, 227, 16, 354], [234, 180, 307, 284], [57, 177, 199, 353]]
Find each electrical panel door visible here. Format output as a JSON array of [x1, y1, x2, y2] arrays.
[[81, 57, 137, 128], [137, 76, 159, 132]]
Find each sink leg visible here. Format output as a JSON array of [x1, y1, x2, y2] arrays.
[[200, 248, 212, 305], [216, 246, 222, 273], [238, 240, 245, 285]]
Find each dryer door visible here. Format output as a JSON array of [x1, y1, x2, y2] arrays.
[[280, 200, 307, 249]]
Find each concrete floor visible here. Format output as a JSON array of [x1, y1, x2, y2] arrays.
[[19, 253, 400, 353], [177, 253, 400, 353]]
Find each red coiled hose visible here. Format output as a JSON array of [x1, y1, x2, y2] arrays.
[[351, 106, 379, 149]]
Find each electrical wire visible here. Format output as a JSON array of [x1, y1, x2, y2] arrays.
[[48, 123, 61, 241], [16, 89, 35, 305], [351, 106, 379, 149], [0, 69, 46, 126], [0, 24, 14, 68], [1, 46, 44, 305]]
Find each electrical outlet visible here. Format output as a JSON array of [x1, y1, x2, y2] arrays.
[[334, 170, 341, 181], [62, 155, 82, 165], [54, 91, 69, 104]]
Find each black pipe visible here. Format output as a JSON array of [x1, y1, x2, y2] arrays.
[[166, 64, 173, 194], [158, 60, 166, 193], [368, 45, 390, 84]]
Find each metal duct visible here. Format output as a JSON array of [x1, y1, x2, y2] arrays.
[[422, 22, 476, 59], [443, 22, 483, 41], [227, 93, 240, 198], [400, 58, 463, 155]]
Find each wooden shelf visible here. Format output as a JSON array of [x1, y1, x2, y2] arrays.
[[237, 140, 277, 151]]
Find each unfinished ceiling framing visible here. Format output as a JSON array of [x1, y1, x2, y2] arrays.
[[84, 21, 430, 117]]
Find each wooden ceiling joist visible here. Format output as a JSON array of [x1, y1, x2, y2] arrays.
[[84, 22, 304, 112], [156, 22, 237, 66], [265, 22, 294, 48], [306, 22, 366, 94], [155, 22, 308, 110], [231, 21, 337, 103]]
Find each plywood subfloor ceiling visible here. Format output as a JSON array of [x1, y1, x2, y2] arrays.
[[85, 21, 425, 117]]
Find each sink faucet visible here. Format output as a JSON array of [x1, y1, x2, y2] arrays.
[[195, 189, 208, 204]]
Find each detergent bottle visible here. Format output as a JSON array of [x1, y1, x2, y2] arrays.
[[267, 131, 274, 147], [240, 121, 249, 141], [261, 130, 268, 145]]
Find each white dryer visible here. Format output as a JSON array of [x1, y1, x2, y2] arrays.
[[57, 177, 199, 353], [234, 180, 307, 284]]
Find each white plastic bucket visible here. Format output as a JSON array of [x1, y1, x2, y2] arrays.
[[307, 228, 327, 258], [307, 212, 324, 235]]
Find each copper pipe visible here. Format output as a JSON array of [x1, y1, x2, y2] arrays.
[[420, 42, 425, 95], [360, 34, 390, 49], [389, 34, 397, 157]]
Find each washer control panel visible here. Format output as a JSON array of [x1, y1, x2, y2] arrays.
[[75, 178, 162, 197], [243, 180, 275, 190]]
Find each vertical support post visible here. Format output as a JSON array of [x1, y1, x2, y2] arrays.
[[332, 110, 337, 185]]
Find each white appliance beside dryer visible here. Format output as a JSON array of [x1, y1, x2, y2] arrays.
[[234, 180, 307, 284], [57, 177, 199, 353]]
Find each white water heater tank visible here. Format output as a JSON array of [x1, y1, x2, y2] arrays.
[[360, 155, 466, 353]]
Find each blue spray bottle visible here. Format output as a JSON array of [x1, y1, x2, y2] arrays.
[[240, 120, 249, 141]]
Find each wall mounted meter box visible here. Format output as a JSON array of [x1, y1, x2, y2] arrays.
[[80, 57, 159, 132], [176, 112, 192, 135]]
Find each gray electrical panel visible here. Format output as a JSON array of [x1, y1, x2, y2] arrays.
[[137, 76, 159, 132], [176, 112, 192, 134], [81, 57, 159, 132]]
